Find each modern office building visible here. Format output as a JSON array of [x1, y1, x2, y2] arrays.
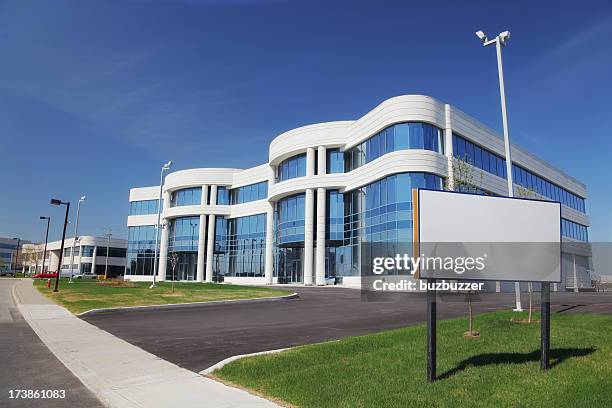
[[0, 237, 30, 274], [126, 95, 591, 290], [23, 236, 128, 277]]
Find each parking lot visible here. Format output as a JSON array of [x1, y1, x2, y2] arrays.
[[83, 286, 612, 372]]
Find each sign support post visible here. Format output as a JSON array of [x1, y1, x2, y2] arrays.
[[541, 282, 550, 370], [427, 279, 436, 382]]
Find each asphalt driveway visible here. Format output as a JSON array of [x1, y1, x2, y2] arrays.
[[82, 286, 612, 373]]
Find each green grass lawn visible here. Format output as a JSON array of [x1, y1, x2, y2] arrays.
[[34, 279, 291, 314], [214, 311, 612, 408]]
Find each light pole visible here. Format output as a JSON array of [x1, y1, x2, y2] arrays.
[[40, 216, 51, 273], [151, 160, 172, 288], [475, 29, 522, 311], [12, 238, 21, 276], [50, 199, 71, 292], [69, 195, 86, 283], [104, 228, 112, 279]]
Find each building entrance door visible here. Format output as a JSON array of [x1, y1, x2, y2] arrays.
[[278, 247, 303, 283]]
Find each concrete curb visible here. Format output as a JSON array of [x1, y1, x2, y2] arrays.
[[77, 292, 299, 317], [200, 348, 293, 376]]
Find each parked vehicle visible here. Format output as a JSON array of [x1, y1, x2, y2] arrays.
[[0, 270, 16, 277], [71, 273, 97, 279]]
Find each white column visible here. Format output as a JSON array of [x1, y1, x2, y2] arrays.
[[444, 104, 454, 190], [304, 188, 314, 285], [316, 187, 326, 285], [158, 191, 171, 281], [91, 246, 97, 275], [77, 247, 83, 274], [264, 201, 275, 284], [196, 185, 209, 282], [196, 215, 207, 282], [268, 165, 275, 187], [306, 147, 315, 176], [205, 215, 216, 283], [205, 186, 218, 282], [50, 251, 59, 272], [317, 146, 326, 175]]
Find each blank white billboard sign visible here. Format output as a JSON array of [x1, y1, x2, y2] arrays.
[[416, 189, 561, 282]]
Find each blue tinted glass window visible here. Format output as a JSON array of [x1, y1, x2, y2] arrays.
[[395, 124, 409, 150], [326, 149, 344, 174], [129, 199, 161, 215], [217, 187, 230, 205], [456, 137, 466, 160], [277, 193, 306, 244], [345, 122, 443, 172], [230, 181, 268, 205], [277, 154, 307, 182], [170, 188, 201, 207], [452, 135, 585, 214]]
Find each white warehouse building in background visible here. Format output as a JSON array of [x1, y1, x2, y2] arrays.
[[126, 95, 592, 291], [23, 236, 127, 278]]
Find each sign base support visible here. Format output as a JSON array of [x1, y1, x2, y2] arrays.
[[427, 279, 436, 382], [541, 282, 550, 370]]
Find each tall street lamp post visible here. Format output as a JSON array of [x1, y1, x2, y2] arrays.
[[151, 160, 172, 288], [50, 199, 71, 292], [104, 228, 112, 280], [69, 195, 86, 283], [40, 216, 51, 273], [475, 29, 523, 312]]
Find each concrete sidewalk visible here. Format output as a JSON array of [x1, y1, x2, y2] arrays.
[[13, 279, 279, 408]]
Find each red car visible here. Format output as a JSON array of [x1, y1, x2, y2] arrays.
[[33, 272, 58, 279]]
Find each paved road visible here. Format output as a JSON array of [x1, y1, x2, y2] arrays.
[[0, 279, 103, 408], [83, 286, 612, 373]]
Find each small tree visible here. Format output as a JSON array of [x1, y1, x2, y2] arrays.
[[168, 251, 179, 294], [447, 155, 484, 337], [515, 185, 538, 323], [18, 247, 38, 275]]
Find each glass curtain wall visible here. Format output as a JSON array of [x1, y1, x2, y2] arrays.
[[453, 133, 586, 213], [167, 216, 199, 280], [275, 194, 306, 283], [345, 122, 444, 171], [336, 172, 443, 278], [222, 214, 267, 277], [126, 225, 157, 275]]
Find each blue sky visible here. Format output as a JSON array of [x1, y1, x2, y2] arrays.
[[1, 0, 611, 243]]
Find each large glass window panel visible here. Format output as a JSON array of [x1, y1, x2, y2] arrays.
[[171, 188, 201, 207], [409, 123, 424, 149], [466, 141, 475, 165], [456, 137, 466, 160], [278, 154, 307, 182], [395, 124, 409, 150]]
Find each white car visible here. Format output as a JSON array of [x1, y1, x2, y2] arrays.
[[71, 273, 98, 279]]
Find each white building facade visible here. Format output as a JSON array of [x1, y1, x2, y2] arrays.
[[126, 95, 591, 290], [23, 236, 127, 277]]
